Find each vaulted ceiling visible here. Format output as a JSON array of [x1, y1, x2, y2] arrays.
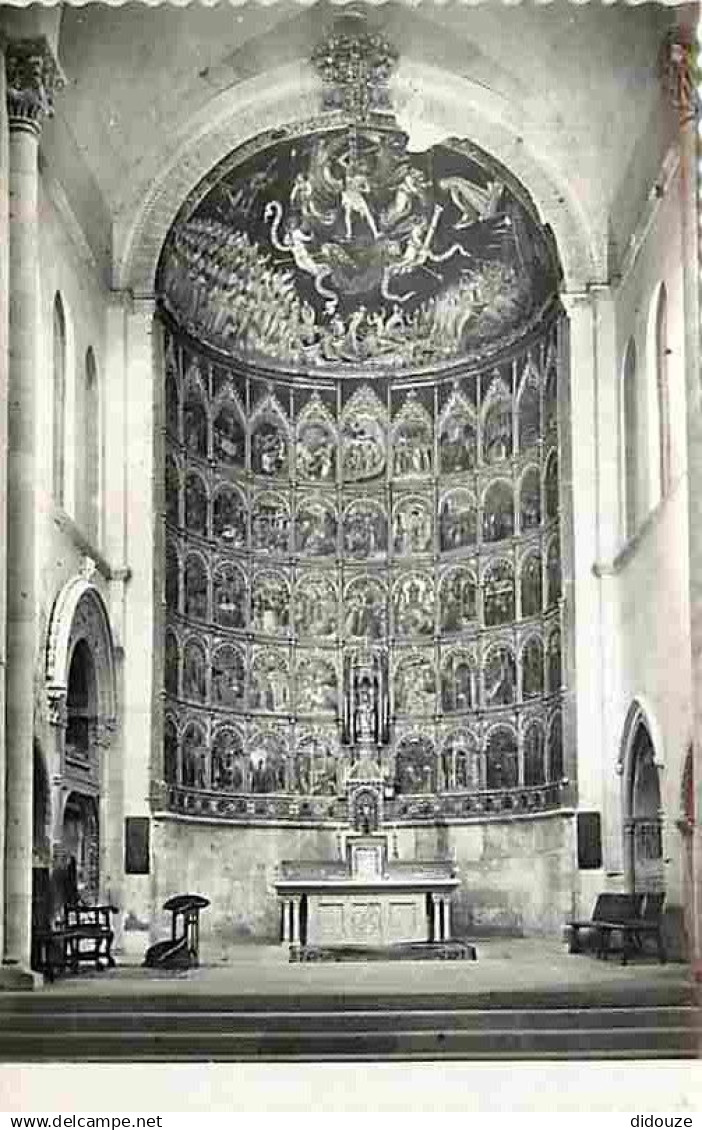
[[36, 0, 691, 289]]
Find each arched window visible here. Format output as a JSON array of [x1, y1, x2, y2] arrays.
[[84, 348, 100, 543], [654, 284, 671, 501], [622, 337, 640, 539], [52, 294, 67, 506]]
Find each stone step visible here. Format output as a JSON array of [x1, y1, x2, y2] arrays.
[[1, 1004, 697, 1035], [0, 1024, 697, 1060], [0, 1000, 697, 1060], [2, 981, 695, 1012]]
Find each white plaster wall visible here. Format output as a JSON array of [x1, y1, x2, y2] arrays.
[[33, 177, 131, 921], [607, 167, 693, 915]]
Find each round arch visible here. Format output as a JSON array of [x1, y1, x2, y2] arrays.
[[46, 573, 117, 721], [115, 60, 599, 297], [44, 572, 119, 908]]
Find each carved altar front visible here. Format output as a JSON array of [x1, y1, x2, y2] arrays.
[[275, 833, 458, 948]]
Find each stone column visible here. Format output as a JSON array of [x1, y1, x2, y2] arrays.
[[2, 39, 61, 972], [290, 896, 301, 945], [560, 293, 602, 815], [442, 896, 451, 941], [430, 893, 439, 941], [121, 299, 157, 931], [590, 285, 626, 880]]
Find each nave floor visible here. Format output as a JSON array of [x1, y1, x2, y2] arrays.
[[25, 936, 694, 1000], [0, 938, 698, 1060]]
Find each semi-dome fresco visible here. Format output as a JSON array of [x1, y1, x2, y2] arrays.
[[158, 124, 560, 374]]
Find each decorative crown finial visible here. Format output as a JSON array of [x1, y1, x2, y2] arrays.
[[311, 15, 398, 121]]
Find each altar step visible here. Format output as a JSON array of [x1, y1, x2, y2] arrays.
[[0, 985, 698, 1060]]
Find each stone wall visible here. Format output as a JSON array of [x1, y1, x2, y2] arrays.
[[148, 811, 575, 955]]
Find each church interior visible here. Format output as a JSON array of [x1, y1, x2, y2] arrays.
[[0, 0, 700, 999]]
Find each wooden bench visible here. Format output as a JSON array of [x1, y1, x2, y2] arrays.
[[566, 893, 643, 955], [596, 892, 667, 965], [34, 902, 118, 982]]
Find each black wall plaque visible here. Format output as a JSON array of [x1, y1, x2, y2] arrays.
[[125, 817, 150, 875], [577, 811, 602, 870]]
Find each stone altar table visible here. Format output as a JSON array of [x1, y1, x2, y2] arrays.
[[275, 835, 458, 947]]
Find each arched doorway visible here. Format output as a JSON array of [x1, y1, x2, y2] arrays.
[[45, 572, 118, 913], [623, 709, 664, 894], [60, 792, 100, 903]]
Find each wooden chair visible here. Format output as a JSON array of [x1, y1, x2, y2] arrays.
[[63, 902, 118, 972], [34, 902, 118, 982]]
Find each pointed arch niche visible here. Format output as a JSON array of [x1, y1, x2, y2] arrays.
[[620, 702, 665, 896]]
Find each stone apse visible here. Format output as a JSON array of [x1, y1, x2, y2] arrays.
[[150, 22, 576, 945]]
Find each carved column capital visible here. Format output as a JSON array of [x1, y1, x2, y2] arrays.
[[5, 37, 64, 135], [94, 715, 118, 750], [46, 686, 67, 729]]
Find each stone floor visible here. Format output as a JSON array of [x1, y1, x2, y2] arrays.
[[31, 936, 694, 1000], [1, 938, 698, 1111]]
